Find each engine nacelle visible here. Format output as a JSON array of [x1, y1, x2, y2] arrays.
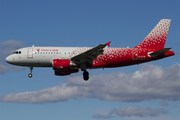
[[53, 59, 70, 70], [55, 70, 71, 76], [53, 59, 79, 76], [55, 69, 79, 76]]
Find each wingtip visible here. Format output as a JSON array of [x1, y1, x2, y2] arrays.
[[106, 41, 111, 47]]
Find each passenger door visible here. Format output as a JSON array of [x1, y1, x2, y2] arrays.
[[27, 48, 33, 58]]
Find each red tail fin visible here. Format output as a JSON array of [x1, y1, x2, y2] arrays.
[[135, 19, 171, 50]]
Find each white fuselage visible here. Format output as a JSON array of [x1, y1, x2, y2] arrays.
[[6, 47, 93, 67]]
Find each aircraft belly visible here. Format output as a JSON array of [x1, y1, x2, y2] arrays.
[[18, 55, 52, 67], [103, 55, 135, 67], [33, 56, 52, 67]]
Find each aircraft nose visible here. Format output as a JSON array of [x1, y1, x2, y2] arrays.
[[6, 56, 12, 64], [6, 55, 20, 65]]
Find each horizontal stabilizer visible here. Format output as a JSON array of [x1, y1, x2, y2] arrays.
[[149, 48, 171, 57]]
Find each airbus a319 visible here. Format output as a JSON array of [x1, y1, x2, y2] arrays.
[[6, 19, 175, 81]]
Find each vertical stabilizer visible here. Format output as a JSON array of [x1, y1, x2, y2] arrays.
[[135, 19, 171, 50]]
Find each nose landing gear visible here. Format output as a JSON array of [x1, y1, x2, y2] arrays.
[[28, 67, 33, 78]]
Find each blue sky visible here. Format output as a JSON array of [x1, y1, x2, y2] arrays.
[[0, 0, 180, 120]]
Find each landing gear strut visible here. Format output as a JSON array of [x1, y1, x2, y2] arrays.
[[28, 67, 33, 78], [83, 70, 89, 81]]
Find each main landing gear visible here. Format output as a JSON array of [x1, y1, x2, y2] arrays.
[[83, 70, 89, 81], [81, 62, 89, 81], [28, 67, 33, 78]]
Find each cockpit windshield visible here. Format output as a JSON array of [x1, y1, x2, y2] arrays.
[[13, 51, 21, 54]]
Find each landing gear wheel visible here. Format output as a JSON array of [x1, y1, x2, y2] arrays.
[[83, 71, 89, 81], [28, 73, 32, 78], [28, 67, 33, 78]]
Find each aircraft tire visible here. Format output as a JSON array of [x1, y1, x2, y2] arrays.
[[83, 71, 89, 81], [28, 73, 32, 78]]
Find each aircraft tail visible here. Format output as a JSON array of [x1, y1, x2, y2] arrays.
[[135, 19, 171, 50]]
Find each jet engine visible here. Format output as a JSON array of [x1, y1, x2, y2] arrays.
[[52, 59, 78, 76]]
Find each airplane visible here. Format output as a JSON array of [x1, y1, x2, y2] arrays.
[[6, 19, 175, 81]]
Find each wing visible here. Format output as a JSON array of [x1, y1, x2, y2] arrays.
[[71, 41, 111, 65]]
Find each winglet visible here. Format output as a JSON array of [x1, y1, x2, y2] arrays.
[[106, 41, 111, 47]]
